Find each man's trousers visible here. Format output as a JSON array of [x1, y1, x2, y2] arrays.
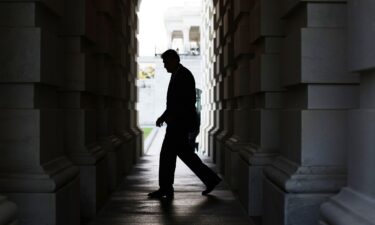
[[159, 125, 221, 191]]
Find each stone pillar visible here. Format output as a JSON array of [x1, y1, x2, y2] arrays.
[[61, 0, 109, 221], [0, 1, 80, 225], [320, 1, 375, 224], [167, 31, 173, 49], [183, 28, 190, 54], [128, 0, 143, 162], [116, 0, 137, 174], [263, 1, 359, 225], [210, 0, 231, 174], [206, 78, 220, 161], [235, 0, 283, 217], [96, 0, 126, 193], [112, 0, 134, 176], [208, 0, 224, 168], [200, 0, 215, 155], [216, 0, 238, 185], [210, 62, 225, 171], [222, 0, 254, 195], [0, 195, 17, 225]]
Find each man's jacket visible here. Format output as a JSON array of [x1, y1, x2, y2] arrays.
[[160, 64, 198, 131]]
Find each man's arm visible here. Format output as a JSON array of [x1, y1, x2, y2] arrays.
[[156, 110, 167, 127]]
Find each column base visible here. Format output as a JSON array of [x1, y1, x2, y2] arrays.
[[0, 157, 80, 225], [263, 157, 346, 225], [209, 126, 222, 170], [199, 111, 212, 154], [3, 222, 17, 225], [215, 129, 231, 175], [68, 144, 108, 222], [100, 135, 122, 192], [0, 196, 18, 225], [120, 131, 134, 174], [320, 188, 375, 225], [224, 137, 242, 191], [6, 176, 80, 225], [264, 178, 332, 225], [238, 145, 276, 217], [204, 117, 217, 158], [129, 126, 142, 162], [79, 157, 109, 222]]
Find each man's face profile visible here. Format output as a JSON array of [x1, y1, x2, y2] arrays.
[[163, 58, 178, 73]]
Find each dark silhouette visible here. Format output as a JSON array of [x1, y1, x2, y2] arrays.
[[148, 49, 222, 199], [188, 88, 202, 152]]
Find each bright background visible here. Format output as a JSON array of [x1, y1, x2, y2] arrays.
[[137, 0, 201, 56]]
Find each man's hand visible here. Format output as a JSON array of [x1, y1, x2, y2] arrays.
[[156, 117, 165, 127]]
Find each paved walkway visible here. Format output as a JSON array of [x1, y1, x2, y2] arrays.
[[89, 127, 254, 225]]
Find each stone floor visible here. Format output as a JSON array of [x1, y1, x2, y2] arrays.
[[89, 127, 254, 225]]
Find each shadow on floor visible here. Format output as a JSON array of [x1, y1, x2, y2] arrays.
[[89, 127, 255, 225]]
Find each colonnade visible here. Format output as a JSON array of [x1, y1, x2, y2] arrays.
[[1, 0, 375, 225], [201, 0, 374, 224], [0, 0, 141, 224]]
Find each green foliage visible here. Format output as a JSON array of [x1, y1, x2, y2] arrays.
[[138, 65, 155, 80], [143, 127, 153, 139]]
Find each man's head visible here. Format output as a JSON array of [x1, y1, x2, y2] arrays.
[[161, 49, 180, 73]]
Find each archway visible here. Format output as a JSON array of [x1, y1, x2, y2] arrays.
[[136, 0, 213, 157]]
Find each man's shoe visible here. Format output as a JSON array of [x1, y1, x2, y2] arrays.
[[202, 178, 221, 195], [148, 189, 174, 199]]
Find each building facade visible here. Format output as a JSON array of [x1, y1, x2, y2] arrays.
[[164, 1, 202, 54]]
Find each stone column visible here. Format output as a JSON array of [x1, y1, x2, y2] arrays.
[[113, 0, 134, 176], [222, 0, 254, 195], [167, 31, 173, 49], [208, 0, 224, 167], [128, 0, 143, 162], [183, 28, 190, 54], [200, 0, 215, 154], [0, 195, 17, 225], [116, 0, 137, 174], [212, 0, 234, 174], [234, 0, 283, 217], [217, 0, 239, 185], [96, 0, 125, 193], [0, 1, 80, 225], [206, 76, 220, 160], [263, 1, 359, 225], [61, 0, 109, 221], [320, 1, 375, 224]]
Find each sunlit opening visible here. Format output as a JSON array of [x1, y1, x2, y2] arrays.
[[137, 0, 213, 156]]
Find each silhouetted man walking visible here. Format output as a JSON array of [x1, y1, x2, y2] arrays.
[[148, 49, 221, 199]]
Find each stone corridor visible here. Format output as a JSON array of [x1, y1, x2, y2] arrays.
[[89, 127, 254, 225], [1, 0, 375, 224]]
